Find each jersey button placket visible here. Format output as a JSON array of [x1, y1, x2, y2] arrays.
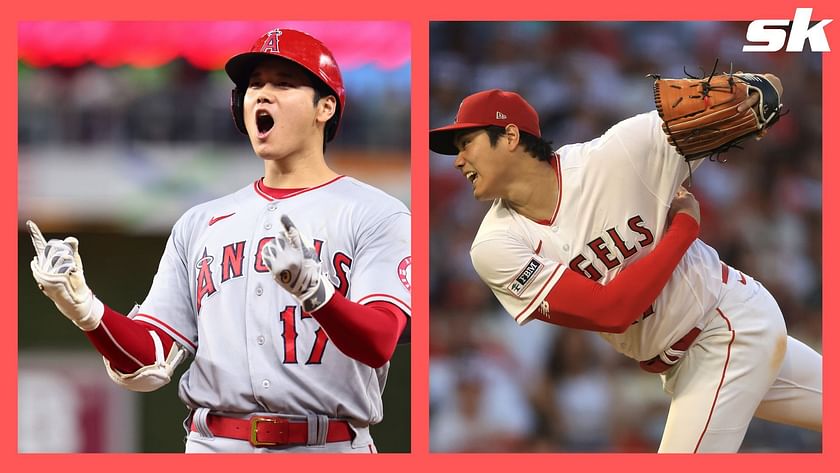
[[262, 379, 270, 389], [256, 285, 263, 296]]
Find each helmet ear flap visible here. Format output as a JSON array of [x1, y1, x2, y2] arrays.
[[230, 88, 247, 135]]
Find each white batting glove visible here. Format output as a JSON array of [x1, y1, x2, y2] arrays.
[[28, 220, 104, 331], [261, 215, 335, 313]]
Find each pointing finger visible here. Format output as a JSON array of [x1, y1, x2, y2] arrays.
[[280, 215, 296, 232], [280, 215, 304, 249], [26, 220, 47, 261]]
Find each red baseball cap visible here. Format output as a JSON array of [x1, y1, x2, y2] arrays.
[[429, 89, 542, 155]]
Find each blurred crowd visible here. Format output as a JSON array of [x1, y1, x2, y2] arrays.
[[18, 59, 410, 150], [429, 22, 822, 452]]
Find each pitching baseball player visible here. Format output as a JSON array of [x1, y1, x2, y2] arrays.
[[429, 81, 822, 452], [28, 28, 411, 453]]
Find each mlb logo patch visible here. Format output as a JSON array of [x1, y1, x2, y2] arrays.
[[507, 258, 543, 296]]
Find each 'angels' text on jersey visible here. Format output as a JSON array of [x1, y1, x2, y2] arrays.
[[194, 237, 352, 315]]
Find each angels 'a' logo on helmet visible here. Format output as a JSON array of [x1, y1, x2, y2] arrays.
[[261, 30, 283, 53]]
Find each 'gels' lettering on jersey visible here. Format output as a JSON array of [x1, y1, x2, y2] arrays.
[[508, 258, 543, 296], [570, 215, 655, 282]]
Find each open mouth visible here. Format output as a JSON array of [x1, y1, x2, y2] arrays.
[[256, 111, 275, 135], [465, 171, 478, 184]]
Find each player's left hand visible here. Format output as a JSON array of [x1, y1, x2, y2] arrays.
[[736, 73, 783, 140], [261, 215, 335, 312], [737, 73, 783, 113]]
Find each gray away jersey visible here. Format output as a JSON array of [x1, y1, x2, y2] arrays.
[[134, 176, 411, 424]]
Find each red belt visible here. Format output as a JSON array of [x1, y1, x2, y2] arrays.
[[640, 262, 745, 373], [721, 261, 747, 286], [191, 414, 353, 446], [639, 327, 701, 373], [639, 263, 734, 373]]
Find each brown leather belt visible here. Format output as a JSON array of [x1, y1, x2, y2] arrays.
[[190, 414, 353, 446]]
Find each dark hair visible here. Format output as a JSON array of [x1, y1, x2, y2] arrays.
[[307, 74, 339, 152], [485, 125, 554, 162]]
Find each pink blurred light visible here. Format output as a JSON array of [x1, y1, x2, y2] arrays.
[[18, 21, 410, 70]]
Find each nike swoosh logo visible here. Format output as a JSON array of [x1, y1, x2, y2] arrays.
[[208, 213, 236, 226]]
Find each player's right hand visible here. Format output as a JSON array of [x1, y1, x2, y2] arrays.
[[261, 215, 336, 313], [28, 220, 103, 331], [668, 187, 700, 226]]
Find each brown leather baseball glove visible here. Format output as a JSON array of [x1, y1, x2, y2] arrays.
[[651, 67, 783, 161]]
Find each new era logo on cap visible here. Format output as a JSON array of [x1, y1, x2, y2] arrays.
[[429, 89, 542, 155]]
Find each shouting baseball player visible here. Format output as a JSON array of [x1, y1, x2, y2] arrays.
[[28, 28, 411, 453], [429, 76, 822, 452]]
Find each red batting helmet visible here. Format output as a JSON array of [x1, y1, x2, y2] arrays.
[[225, 28, 345, 142]]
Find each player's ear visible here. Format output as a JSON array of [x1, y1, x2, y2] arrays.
[[504, 124, 521, 152], [316, 95, 337, 125]]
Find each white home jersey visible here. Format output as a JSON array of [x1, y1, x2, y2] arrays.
[[471, 111, 724, 361], [134, 176, 411, 424]]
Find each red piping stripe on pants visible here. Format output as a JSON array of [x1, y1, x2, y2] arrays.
[[694, 308, 735, 452]]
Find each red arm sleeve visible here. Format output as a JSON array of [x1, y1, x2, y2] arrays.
[[85, 305, 177, 373], [534, 213, 699, 333], [307, 293, 408, 368]]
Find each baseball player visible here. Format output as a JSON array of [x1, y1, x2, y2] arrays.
[[429, 83, 822, 452], [28, 28, 411, 453]]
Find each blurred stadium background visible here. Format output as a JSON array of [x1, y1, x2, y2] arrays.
[[429, 22, 821, 453], [18, 21, 410, 453]]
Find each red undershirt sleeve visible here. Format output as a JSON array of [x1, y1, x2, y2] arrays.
[[534, 213, 699, 333], [307, 293, 408, 368], [85, 305, 176, 374], [88, 296, 406, 372]]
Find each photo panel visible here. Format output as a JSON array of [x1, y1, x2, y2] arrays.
[[429, 21, 822, 453], [18, 20, 411, 453]]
